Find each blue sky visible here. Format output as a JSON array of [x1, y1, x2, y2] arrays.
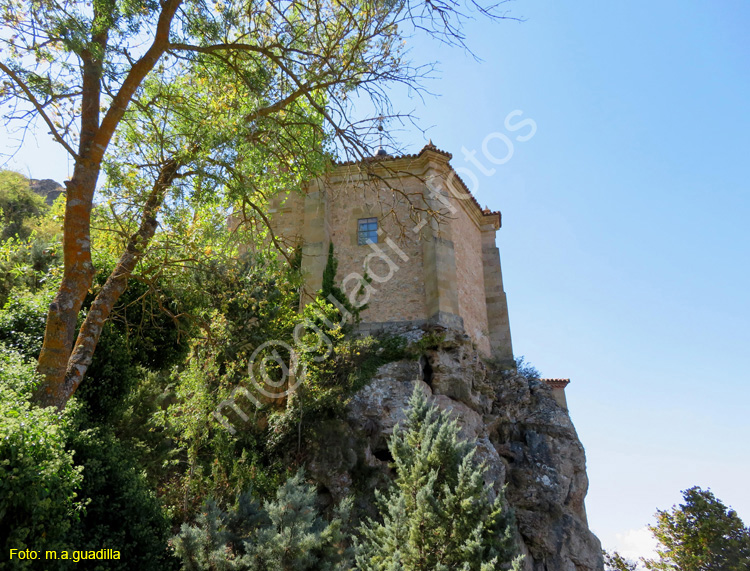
[[3, 0, 749, 558], [383, 0, 750, 555]]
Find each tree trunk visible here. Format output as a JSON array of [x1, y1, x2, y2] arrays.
[[34, 165, 99, 408], [34, 39, 105, 407], [60, 159, 180, 404], [32, 0, 183, 409]]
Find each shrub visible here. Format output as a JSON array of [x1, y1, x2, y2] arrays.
[[514, 356, 541, 380], [76, 263, 188, 424], [0, 286, 53, 359], [0, 345, 83, 569], [0, 343, 176, 570], [0, 170, 49, 242], [65, 426, 179, 571], [172, 470, 352, 570]]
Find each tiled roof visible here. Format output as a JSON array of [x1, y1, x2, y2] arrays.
[[541, 378, 570, 389], [333, 141, 452, 166], [333, 143, 501, 222]]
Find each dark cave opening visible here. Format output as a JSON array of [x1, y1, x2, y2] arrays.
[[420, 355, 433, 387]]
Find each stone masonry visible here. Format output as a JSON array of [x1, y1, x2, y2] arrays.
[[268, 143, 515, 366]]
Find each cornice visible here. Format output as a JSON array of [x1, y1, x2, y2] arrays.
[[327, 143, 502, 230]]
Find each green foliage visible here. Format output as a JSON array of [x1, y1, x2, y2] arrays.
[[158, 312, 287, 518], [320, 242, 367, 325], [320, 243, 339, 299], [157, 255, 304, 515], [176, 253, 302, 364], [75, 260, 188, 423], [263, 295, 407, 462], [0, 345, 83, 568], [603, 550, 638, 571], [0, 254, 183, 569], [290, 308, 406, 421], [643, 486, 750, 571], [355, 385, 523, 571], [0, 286, 54, 359], [404, 330, 446, 359], [161, 252, 406, 519], [514, 356, 540, 380], [0, 232, 62, 307], [0, 171, 63, 305], [0, 263, 186, 423], [172, 470, 352, 570], [0, 342, 176, 570], [0, 177, 63, 307], [65, 426, 179, 571], [0, 170, 48, 242]]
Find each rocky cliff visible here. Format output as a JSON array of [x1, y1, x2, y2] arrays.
[[29, 178, 65, 205], [305, 325, 604, 570]]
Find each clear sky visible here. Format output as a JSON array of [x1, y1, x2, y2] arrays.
[[2, 0, 749, 559], [383, 0, 750, 557]]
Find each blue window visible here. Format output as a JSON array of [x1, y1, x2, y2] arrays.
[[358, 217, 378, 245]]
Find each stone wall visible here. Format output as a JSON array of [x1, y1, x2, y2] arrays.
[[265, 146, 514, 361], [325, 174, 428, 324], [449, 187, 492, 355]]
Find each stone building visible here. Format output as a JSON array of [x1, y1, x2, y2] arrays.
[[268, 142, 514, 366]]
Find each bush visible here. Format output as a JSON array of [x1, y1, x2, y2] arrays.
[[172, 470, 352, 570], [0, 339, 177, 571], [0, 170, 49, 242], [0, 345, 83, 569], [514, 356, 541, 380], [76, 263, 188, 423], [160, 258, 406, 519], [0, 286, 54, 359], [65, 426, 179, 571], [0, 170, 63, 307]]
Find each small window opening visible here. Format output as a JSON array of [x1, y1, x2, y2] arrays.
[[358, 217, 378, 245]]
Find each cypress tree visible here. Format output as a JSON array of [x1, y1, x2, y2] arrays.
[[355, 385, 523, 571], [318, 242, 367, 324], [320, 242, 339, 302]]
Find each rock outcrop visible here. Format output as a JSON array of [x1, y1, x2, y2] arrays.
[[307, 325, 604, 570], [29, 178, 65, 205]]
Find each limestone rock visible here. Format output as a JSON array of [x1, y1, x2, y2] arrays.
[[29, 178, 65, 205], [307, 327, 604, 570]]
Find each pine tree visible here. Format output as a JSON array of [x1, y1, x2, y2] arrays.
[[355, 385, 524, 571], [172, 471, 352, 571], [643, 486, 750, 571]]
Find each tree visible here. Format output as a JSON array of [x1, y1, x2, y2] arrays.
[[355, 385, 523, 571], [0, 170, 48, 242], [643, 486, 750, 571], [172, 470, 352, 570], [603, 550, 638, 571], [1, 0, 516, 410]]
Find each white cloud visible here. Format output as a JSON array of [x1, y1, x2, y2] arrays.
[[609, 526, 659, 564]]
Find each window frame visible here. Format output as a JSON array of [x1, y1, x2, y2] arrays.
[[357, 217, 378, 245]]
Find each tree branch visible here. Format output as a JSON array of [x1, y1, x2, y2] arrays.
[[0, 62, 79, 159]]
